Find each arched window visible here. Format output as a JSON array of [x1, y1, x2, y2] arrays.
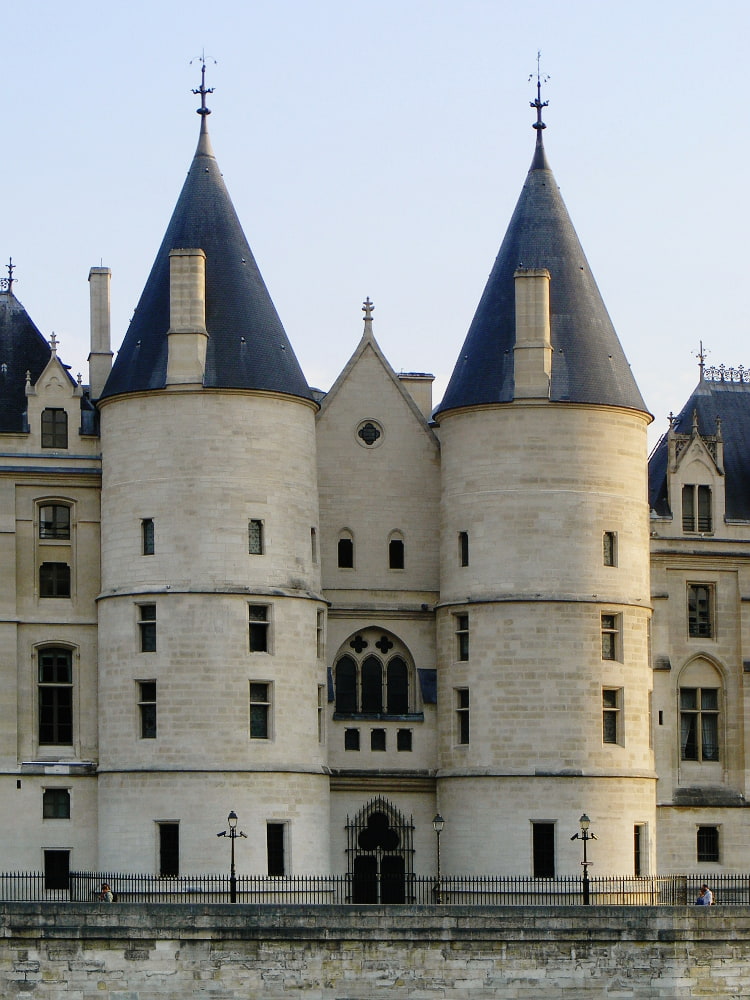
[[388, 532, 405, 570], [333, 629, 417, 716], [678, 657, 723, 763], [338, 530, 354, 569], [38, 647, 73, 745]]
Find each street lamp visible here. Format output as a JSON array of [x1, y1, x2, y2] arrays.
[[570, 813, 596, 905], [217, 810, 247, 902], [432, 813, 445, 904]]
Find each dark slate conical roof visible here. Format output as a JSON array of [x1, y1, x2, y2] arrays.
[[0, 290, 52, 432], [649, 376, 750, 521], [435, 136, 648, 417], [101, 116, 312, 402]]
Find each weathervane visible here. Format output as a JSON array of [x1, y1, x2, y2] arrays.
[[191, 51, 216, 117], [529, 50, 549, 132], [0, 258, 15, 293]]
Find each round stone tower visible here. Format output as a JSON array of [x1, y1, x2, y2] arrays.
[[95, 85, 328, 875], [433, 104, 655, 876]]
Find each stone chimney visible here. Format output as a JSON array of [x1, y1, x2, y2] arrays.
[[166, 248, 209, 386], [87, 266, 113, 400], [513, 267, 552, 400], [398, 372, 434, 420]]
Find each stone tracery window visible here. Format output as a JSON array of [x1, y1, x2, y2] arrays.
[[334, 629, 415, 716]]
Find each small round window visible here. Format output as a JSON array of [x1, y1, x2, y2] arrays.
[[356, 419, 384, 448]]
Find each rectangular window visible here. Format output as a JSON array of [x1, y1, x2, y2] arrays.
[[267, 823, 285, 875], [601, 613, 620, 661], [602, 687, 622, 744], [397, 728, 412, 751], [455, 613, 469, 661], [250, 682, 271, 739], [142, 518, 155, 555], [44, 849, 70, 891], [248, 519, 264, 555], [603, 531, 617, 567], [311, 527, 318, 564], [682, 484, 712, 533], [532, 822, 555, 878], [138, 681, 157, 739], [459, 531, 469, 567], [455, 688, 470, 745], [688, 584, 714, 638], [43, 788, 71, 819], [38, 648, 73, 745], [41, 408, 68, 448], [371, 728, 386, 751], [138, 604, 157, 652], [158, 823, 179, 876], [338, 535, 354, 568], [634, 824, 645, 876], [680, 687, 719, 761], [697, 825, 719, 863], [249, 605, 270, 652], [344, 727, 360, 751], [317, 684, 325, 743], [39, 562, 71, 598], [316, 609, 325, 659], [389, 538, 405, 569], [39, 504, 70, 539]]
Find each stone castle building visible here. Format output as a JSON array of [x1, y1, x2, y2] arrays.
[[2, 76, 749, 891]]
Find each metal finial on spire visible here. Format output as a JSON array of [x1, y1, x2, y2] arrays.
[[0, 257, 15, 293], [362, 297, 374, 322], [191, 51, 216, 117], [696, 340, 707, 380], [529, 50, 549, 134], [49, 332, 58, 356]]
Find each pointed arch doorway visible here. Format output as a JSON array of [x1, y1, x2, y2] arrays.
[[346, 796, 414, 903]]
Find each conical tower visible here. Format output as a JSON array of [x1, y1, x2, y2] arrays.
[[96, 72, 328, 875], [433, 84, 655, 876]]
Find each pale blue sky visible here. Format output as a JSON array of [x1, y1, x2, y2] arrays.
[[5, 1, 748, 446]]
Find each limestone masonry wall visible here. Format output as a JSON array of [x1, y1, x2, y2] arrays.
[[2, 903, 749, 998]]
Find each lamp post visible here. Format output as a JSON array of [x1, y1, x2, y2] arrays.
[[217, 810, 247, 903], [432, 813, 445, 904], [570, 813, 596, 905]]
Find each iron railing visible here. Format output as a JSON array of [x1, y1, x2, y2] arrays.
[[1, 871, 748, 905]]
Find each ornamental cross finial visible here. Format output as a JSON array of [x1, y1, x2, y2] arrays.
[[696, 340, 707, 380], [529, 50, 549, 133], [191, 51, 216, 117], [362, 296, 374, 324], [49, 331, 58, 356], [0, 257, 14, 293]]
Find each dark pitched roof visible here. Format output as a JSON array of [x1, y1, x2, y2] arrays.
[[0, 290, 52, 432], [649, 377, 750, 521], [101, 118, 312, 402], [435, 137, 648, 417]]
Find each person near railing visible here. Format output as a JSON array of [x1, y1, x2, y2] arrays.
[[98, 883, 114, 902], [695, 884, 713, 905]]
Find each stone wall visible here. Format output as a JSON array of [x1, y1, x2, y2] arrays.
[[2, 903, 749, 998]]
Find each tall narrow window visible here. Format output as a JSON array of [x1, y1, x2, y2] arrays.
[[361, 656, 383, 713], [338, 533, 354, 569], [532, 823, 555, 878], [688, 584, 714, 638], [697, 825, 719, 863], [682, 484, 712, 533], [634, 824, 645, 876], [138, 681, 157, 738], [603, 531, 617, 567], [602, 688, 622, 744], [138, 604, 157, 652], [38, 648, 73, 745], [601, 613, 620, 661], [311, 527, 318, 564], [39, 562, 71, 598], [317, 684, 326, 743], [248, 519, 264, 555], [142, 518, 155, 555], [250, 682, 271, 739], [43, 788, 71, 819], [680, 687, 719, 761], [158, 823, 179, 876], [388, 535, 405, 569], [459, 531, 469, 567], [41, 408, 68, 448], [267, 823, 285, 875], [386, 657, 409, 714], [316, 609, 325, 659], [455, 614, 469, 661], [335, 655, 357, 714], [455, 688, 470, 745], [39, 504, 70, 539], [249, 605, 270, 652]]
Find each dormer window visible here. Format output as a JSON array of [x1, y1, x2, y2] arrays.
[[682, 484, 712, 533], [41, 408, 68, 449]]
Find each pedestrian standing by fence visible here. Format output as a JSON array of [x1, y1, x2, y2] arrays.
[[98, 883, 113, 902]]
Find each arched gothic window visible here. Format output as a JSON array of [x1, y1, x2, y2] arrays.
[[334, 629, 417, 717]]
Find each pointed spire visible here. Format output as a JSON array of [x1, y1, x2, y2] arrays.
[[696, 340, 707, 381], [362, 296, 374, 338]]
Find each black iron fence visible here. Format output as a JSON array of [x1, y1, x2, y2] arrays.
[[1, 871, 748, 905]]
